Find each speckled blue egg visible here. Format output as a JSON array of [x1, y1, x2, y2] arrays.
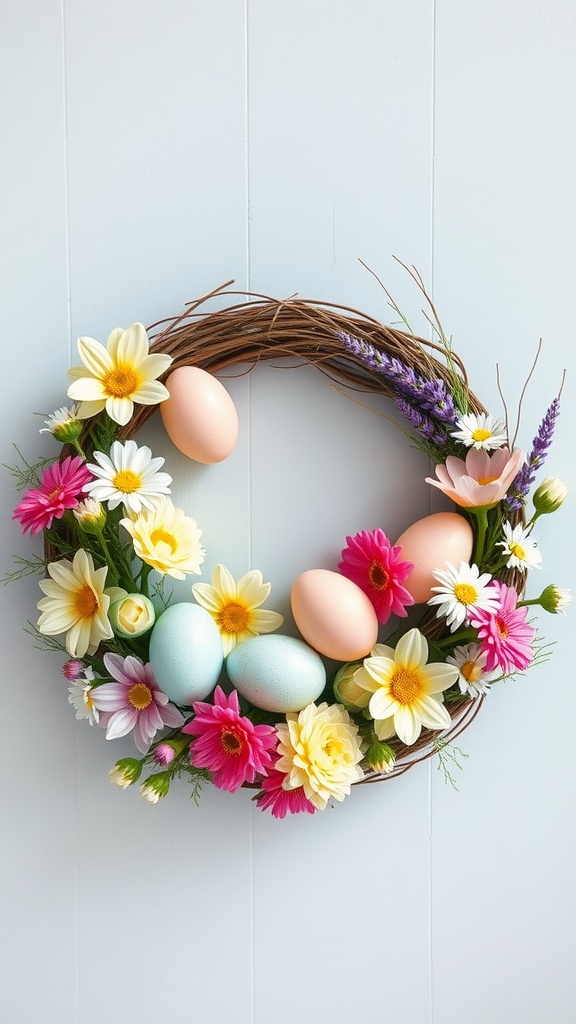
[[149, 603, 223, 706], [226, 634, 326, 713]]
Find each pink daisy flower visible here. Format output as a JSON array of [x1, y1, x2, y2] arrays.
[[469, 581, 535, 675], [255, 759, 317, 819], [12, 455, 92, 535], [92, 653, 184, 754], [338, 529, 414, 624], [183, 686, 277, 793]]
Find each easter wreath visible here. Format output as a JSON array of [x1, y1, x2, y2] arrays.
[[9, 272, 569, 817]]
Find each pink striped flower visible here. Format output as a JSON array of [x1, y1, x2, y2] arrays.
[[255, 759, 317, 819], [183, 686, 277, 793], [93, 653, 184, 754], [469, 581, 535, 675], [13, 455, 92, 535], [338, 529, 414, 624]]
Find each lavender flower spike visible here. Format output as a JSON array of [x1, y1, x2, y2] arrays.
[[506, 398, 560, 510]]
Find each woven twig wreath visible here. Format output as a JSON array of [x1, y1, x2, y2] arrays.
[[12, 276, 565, 816]]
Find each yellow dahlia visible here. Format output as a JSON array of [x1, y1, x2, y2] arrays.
[[36, 548, 115, 658], [120, 497, 205, 580], [192, 564, 283, 656], [275, 702, 365, 810], [67, 322, 172, 426]]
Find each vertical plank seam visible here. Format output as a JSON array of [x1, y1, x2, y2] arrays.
[[429, 1, 438, 1023]]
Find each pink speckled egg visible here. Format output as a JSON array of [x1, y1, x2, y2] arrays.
[[291, 569, 379, 661], [394, 512, 474, 603], [160, 366, 238, 464]]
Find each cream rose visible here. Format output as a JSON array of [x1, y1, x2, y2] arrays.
[[109, 594, 156, 638]]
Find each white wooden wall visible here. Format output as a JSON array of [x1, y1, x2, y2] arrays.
[[2, 2, 575, 1022]]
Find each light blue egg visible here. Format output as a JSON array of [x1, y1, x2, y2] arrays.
[[226, 634, 326, 713], [149, 603, 223, 706]]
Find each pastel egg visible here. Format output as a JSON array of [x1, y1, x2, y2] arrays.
[[226, 634, 326, 713], [394, 512, 474, 603], [160, 365, 238, 464], [291, 569, 378, 661], [149, 602, 223, 706]]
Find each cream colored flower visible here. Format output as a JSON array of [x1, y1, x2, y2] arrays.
[[120, 497, 205, 580], [192, 564, 284, 656], [67, 323, 172, 426], [36, 548, 114, 658], [275, 702, 365, 810], [109, 593, 156, 637], [359, 628, 458, 746]]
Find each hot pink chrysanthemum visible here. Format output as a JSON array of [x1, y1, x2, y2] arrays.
[[92, 653, 184, 754], [469, 581, 535, 675], [338, 529, 414, 624], [183, 686, 277, 793], [12, 455, 92, 535], [255, 758, 317, 819]]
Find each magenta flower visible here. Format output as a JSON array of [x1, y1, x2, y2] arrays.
[[62, 659, 85, 681], [92, 653, 184, 754], [183, 686, 277, 793], [12, 455, 92, 535], [338, 529, 414, 624], [469, 581, 535, 675], [255, 759, 317, 819]]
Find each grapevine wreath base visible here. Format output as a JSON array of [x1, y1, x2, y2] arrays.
[[11, 274, 567, 816]]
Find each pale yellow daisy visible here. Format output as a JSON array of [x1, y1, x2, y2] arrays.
[[120, 497, 205, 580], [67, 322, 172, 426], [192, 563, 284, 656], [36, 548, 115, 658]]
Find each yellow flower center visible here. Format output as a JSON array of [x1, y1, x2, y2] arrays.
[[84, 688, 95, 710], [510, 542, 526, 560], [150, 528, 178, 555], [460, 659, 481, 683], [368, 560, 389, 591], [128, 682, 153, 710], [221, 730, 243, 756], [471, 428, 492, 442], [103, 364, 138, 399], [47, 486, 63, 500], [216, 602, 250, 635], [74, 584, 99, 619], [453, 583, 478, 606], [112, 469, 142, 493], [323, 736, 345, 761], [390, 668, 423, 706], [476, 475, 499, 486], [496, 617, 509, 639]]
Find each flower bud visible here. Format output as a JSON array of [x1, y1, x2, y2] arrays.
[[333, 662, 371, 710], [152, 738, 188, 766], [533, 477, 567, 515], [538, 584, 572, 615], [62, 659, 84, 681], [109, 757, 143, 788], [73, 498, 107, 534], [40, 405, 83, 443], [109, 593, 156, 638], [140, 772, 171, 804], [366, 739, 396, 774]]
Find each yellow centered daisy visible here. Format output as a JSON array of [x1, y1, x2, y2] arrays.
[[453, 582, 478, 605], [103, 365, 139, 399], [128, 683, 153, 710], [192, 564, 284, 656], [112, 469, 142, 493], [37, 548, 114, 658], [471, 428, 492, 443], [368, 560, 388, 591], [460, 659, 482, 683], [74, 584, 100, 619], [429, 561, 499, 632], [121, 497, 205, 580], [510, 542, 526, 560]]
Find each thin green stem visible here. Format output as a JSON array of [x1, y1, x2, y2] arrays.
[[472, 507, 489, 566]]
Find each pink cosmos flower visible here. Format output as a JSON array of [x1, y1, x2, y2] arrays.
[[255, 758, 317, 819], [469, 581, 535, 675], [12, 455, 92, 535], [426, 447, 524, 509], [183, 686, 277, 793], [92, 653, 184, 754], [338, 529, 414, 624]]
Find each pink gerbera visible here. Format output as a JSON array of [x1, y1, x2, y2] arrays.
[[255, 758, 317, 819], [92, 653, 184, 754], [338, 528, 414, 624], [12, 455, 92, 535], [469, 581, 535, 675], [183, 686, 277, 793]]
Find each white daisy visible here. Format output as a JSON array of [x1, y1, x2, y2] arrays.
[[446, 643, 498, 697], [428, 561, 499, 632], [498, 521, 542, 570], [451, 413, 508, 451], [68, 667, 100, 725], [40, 404, 82, 443], [85, 440, 172, 513]]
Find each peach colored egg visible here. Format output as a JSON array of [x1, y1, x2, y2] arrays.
[[291, 569, 379, 661], [394, 512, 474, 603], [160, 366, 238, 464]]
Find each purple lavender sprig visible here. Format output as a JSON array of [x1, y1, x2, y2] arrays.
[[338, 330, 459, 437], [505, 397, 560, 511]]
